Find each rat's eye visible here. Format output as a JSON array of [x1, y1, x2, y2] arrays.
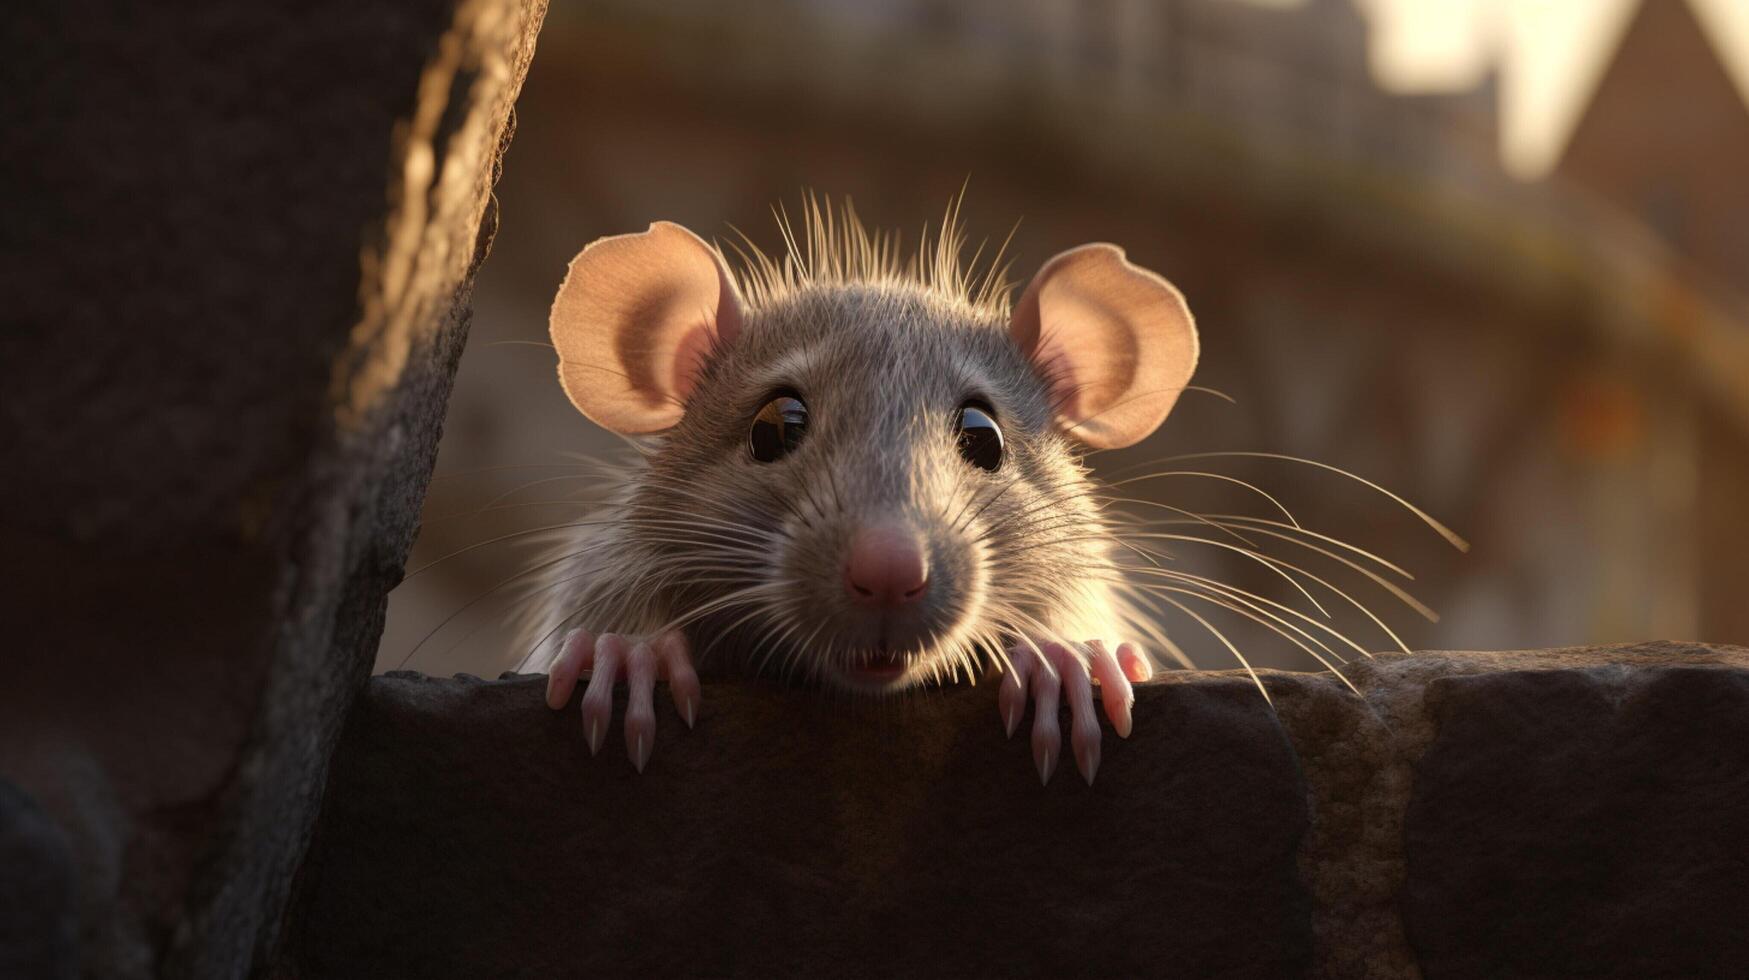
[[749, 392, 809, 462], [955, 402, 1003, 471]]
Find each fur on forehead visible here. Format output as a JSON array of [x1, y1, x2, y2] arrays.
[[704, 282, 1055, 431], [549, 195, 1196, 447], [724, 195, 1014, 322]]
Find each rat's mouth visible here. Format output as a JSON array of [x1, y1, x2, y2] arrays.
[[842, 651, 909, 684], [817, 611, 962, 692], [829, 632, 927, 691]]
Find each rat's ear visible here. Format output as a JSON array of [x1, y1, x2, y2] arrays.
[[1008, 243, 1198, 449], [549, 221, 743, 434]]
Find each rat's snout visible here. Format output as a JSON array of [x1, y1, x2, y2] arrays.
[[843, 522, 929, 607]]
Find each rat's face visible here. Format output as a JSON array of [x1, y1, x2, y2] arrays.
[[640, 287, 1105, 692], [547, 217, 1198, 692]]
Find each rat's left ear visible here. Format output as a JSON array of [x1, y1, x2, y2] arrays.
[[1008, 243, 1198, 449]]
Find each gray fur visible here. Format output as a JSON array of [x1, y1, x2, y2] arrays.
[[520, 275, 1156, 692]]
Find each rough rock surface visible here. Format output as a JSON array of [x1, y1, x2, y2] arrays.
[[278, 642, 1748, 979], [281, 672, 1312, 979], [1404, 661, 1749, 978], [0, 2, 544, 976], [0, 781, 78, 980]]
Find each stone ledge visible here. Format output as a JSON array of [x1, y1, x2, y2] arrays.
[[276, 642, 1749, 979]]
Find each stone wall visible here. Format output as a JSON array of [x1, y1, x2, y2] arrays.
[[5, 5, 1745, 977], [278, 643, 1748, 978], [0, 2, 545, 976]]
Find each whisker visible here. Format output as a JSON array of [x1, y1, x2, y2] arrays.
[[426, 461, 595, 486], [1154, 451, 1469, 551], [1153, 594, 1273, 706], [1103, 470, 1302, 528], [1157, 513, 1415, 580], [1137, 582, 1361, 695]]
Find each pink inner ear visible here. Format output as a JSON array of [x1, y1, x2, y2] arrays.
[[1035, 274, 1146, 426], [1030, 345, 1084, 420], [712, 265, 743, 346], [1008, 243, 1198, 449], [669, 323, 717, 403], [663, 262, 742, 402], [657, 236, 743, 404], [550, 221, 745, 434]]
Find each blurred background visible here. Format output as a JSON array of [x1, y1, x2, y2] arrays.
[[379, 0, 1749, 677]]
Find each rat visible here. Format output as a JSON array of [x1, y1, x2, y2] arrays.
[[526, 202, 1198, 786]]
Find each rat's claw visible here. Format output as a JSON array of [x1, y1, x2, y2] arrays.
[[1116, 641, 1153, 682], [1029, 645, 1062, 785], [1052, 643, 1101, 786], [624, 639, 658, 773], [1087, 640, 1135, 739], [580, 633, 627, 757], [654, 630, 699, 729], [547, 628, 699, 771], [997, 644, 1035, 738], [1001, 637, 1141, 785], [545, 628, 596, 710]]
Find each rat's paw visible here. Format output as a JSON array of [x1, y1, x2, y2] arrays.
[[544, 628, 699, 773], [996, 639, 1152, 786]]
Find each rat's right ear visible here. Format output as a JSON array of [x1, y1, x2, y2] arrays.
[[549, 221, 743, 434]]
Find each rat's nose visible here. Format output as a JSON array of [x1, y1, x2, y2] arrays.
[[844, 523, 929, 607]]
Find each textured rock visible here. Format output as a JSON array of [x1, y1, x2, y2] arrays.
[[280, 672, 1313, 978], [279, 643, 1748, 978], [1284, 642, 1749, 979], [0, 781, 78, 980], [0, 2, 544, 976], [1404, 660, 1749, 978]]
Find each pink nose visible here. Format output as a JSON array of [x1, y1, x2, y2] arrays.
[[844, 524, 929, 607]]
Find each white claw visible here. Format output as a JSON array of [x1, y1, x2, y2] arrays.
[[1038, 749, 1054, 786], [1004, 703, 1018, 739], [684, 696, 697, 730], [1081, 748, 1099, 786], [588, 718, 602, 756], [633, 734, 648, 774]]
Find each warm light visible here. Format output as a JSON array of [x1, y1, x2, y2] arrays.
[[1353, 0, 1749, 180], [1354, 0, 1495, 91], [1496, 0, 1638, 180]]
